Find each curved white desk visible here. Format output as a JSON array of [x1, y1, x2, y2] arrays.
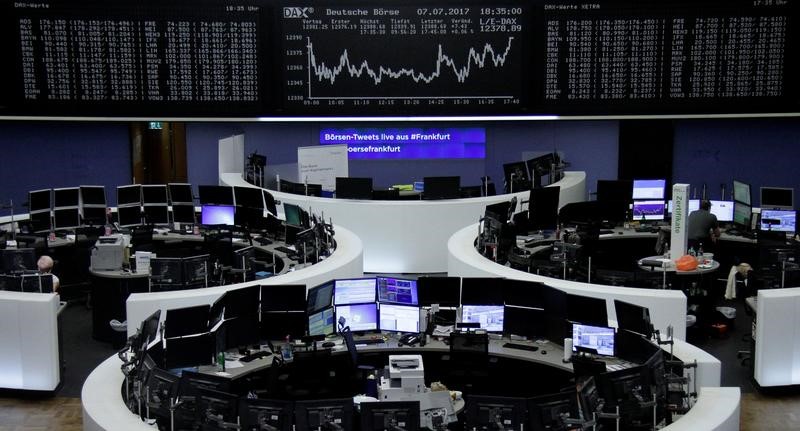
[[447, 223, 689, 340], [221, 171, 586, 273], [125, 224, 363, 338]]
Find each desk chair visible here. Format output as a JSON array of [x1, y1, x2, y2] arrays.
[[446, 332, 490, 391], [341, 327, 376, 393]]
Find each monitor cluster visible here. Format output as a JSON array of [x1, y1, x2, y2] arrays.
[[27, 185, 108, 232]]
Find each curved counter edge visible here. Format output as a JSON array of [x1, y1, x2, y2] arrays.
[[447, 223, 688, 340], [661, 387, 740, 431], [82, 355, 154, 431], [221, 172, 586, 273], [125, 224, 363, 338]]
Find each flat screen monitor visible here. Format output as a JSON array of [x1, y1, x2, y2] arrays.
[[141, 185, 168, 205], [529, 186, 560, 230], [53, 207, 81, 229], [709, 200, 734, 222], [21, 273, 52, 293], [503, 161, 530, 188], [466, 396, 526, 431], [379, 304, 420, 333], [613, 300, 652, 337], [235, 206, 267, 230], [361, 401, 420, 431], [566, 294, 608, 328], [28, 189, 51, 212], [336, 177, 373, 200], [760, 187, 794, 210], [29, 210, 51, 233], [261, 284, 306, 312], [596, 180, 633, 203], [423, 176, 461, 200], [295, 399, 353, 431], [334, 278, 377, 305], [171, 204, 196, 224], [165, 305, 211, 338], [235, 186, 265, 209], [760, 209, 796, 233], [377, 276, 418, 305], [117, 185, 142, 206], [417, 276, 460, 307], [461, 305, 504, 332], [283, 203, 302, 226], [220, 285, 261, 319], [279, 179, 303, 195], [632, 200, 665, 221], [201, 205, 235, 225], [143, 206, 170, 225], [81, 206, 107, 226], [502, 279, 545, 309], [168, 183, 193, 204], [733, 201, 752, 229], [150, 257, 183, 285], [572, 323, 615, 356], [240, 399, 293, 431], [632, 179, 666, 200], [53, 187, 80, 208], [307, 281, 335, 313], [528, 392, 576, 431], [503, 306, 545, 339], [117, 205, 142, 227], [526, 153, 560, 178], [263, 190, 278, 216], [183, 255, 209, 285], [485, 201, 511, 224], [261, 311, 307, 340], [668, 199, 700, 215], [336, 303, 378, 332], [164, 333, 215, 369], [1, 248, 37, 273], [461, 277, 504, 305], [733, 180, 751, 205], [308, 307, 335, 337], [198, 185, 234, 206]]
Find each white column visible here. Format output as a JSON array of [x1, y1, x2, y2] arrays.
[[671, 183, 690, 260]]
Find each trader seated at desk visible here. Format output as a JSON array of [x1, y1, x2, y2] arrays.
[[687, 200, 720, 252], [37, 255, 60, 294]]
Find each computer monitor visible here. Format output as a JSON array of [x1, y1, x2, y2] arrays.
[[503, 306, 545, 339], [53, 207, 81, 229], [183, 255, 209, 285], [143, 206, 170, 225], [240, 398, 294, 431], [307, 281, 335, 313], [379, 304, 420, 333], [235, 206, 267, 230], [168, 183, 193, 205], [145, 368, 179, 417], [503, 161, 530, 192], [295, 399, 353, 431], [195, 388, 240, 429], [201, 205, 235, 225], [279, 179, 303, 195], [566, 294, 608, 328], [485, 201, 511, 225], [466, 396, 526, 431], [118, 205, 142, 227], [261, 311, 307, 340], [150, 257, 183, 285], [261, 284, 306, 312], [53, 187, 80, 208], [461, 305, 504, 332], [263, 190, 278, 216], [164, 333, 215, 369], [336, 177, 373, 200], [709, 200, 734, 222], [304, 183, 323, 197], [733, 201, 752, 229], [613, 300, 653, 337], [171, 204, 196, 224], [542, 286, 568, 344], [760, 209, 796, 233], [528, 391, 576, 431], [308, 307, 335, 337], [632, 179, 666, 200], [29, 211, 51, 233], [596, 180, 633, 203], [760, 187, 794, 210], [28, 189, 51, 212], [529, 186, 560, 231], [165, 305, 211, 338], [21, 273, 52, 293], [572, 323, 615, 356], [81, 206, 107, 226], [417, 276, 461, 307], [283, 203, 302, 226], [360, 401, 420, 431], [668, 199, 700, 215], [461, 277, 504, 305], [219, 285, 260, 319], [423, 176, 461, 200], [142, 185, 168, 205], [377, 276, 418, 305], [334, 278, 377, 305], [235, 186, 265, 209], [336, 303, 378, 332], [632, 200, 665, 221], [733, 180, 751, 205], [502, 279, 545, 309], [198, 185, 234, 206], [117, 185, 142, 206]]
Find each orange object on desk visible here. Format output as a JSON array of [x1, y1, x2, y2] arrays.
[[675, 255, 699, 271]]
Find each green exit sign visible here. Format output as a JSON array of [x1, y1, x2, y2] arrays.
[[148, 121, 163, 130]]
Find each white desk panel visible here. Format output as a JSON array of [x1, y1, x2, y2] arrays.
[[755, 287, 800, 387], [221, 171, 586, 273]]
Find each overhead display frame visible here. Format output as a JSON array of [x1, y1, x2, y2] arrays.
[[1, 0, 798, 119]]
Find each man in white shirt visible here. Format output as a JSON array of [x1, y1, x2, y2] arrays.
[[37, 255, 60, 294]]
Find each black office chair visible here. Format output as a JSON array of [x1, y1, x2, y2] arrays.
[[341, 327, 376, 393], [446, 332, 491, 391]]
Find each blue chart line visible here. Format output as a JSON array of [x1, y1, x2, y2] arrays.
[[306, 37, 516, 99]]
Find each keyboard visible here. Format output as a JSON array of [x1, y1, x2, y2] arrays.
[[605, 359, 635, 372], [239, 351, 272, 363], [354, 338, 385, 345], [274, 246, 296, 254], [503, 342, 539, 352], [255, 237, 273, 246]]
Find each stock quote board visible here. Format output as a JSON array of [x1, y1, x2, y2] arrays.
[[1, 0, 797, 118]]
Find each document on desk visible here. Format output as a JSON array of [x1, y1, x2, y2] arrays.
[[433, 325, 454, 337], [225, 360, 244, 369]]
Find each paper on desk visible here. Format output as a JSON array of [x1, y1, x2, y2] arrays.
[[433, 325, 454, 337], [225, 360, 244, 369]]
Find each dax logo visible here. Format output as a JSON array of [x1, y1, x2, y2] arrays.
[[283, 7, 313, 18]]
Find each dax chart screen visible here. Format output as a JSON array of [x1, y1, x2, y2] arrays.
[[280, 3, 530, 114]]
